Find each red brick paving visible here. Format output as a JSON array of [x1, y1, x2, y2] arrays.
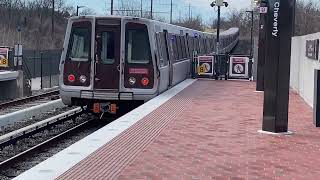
[[57, 80, 320, 180]]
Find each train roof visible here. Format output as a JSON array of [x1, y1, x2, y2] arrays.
[[69, 15, 239, 38]]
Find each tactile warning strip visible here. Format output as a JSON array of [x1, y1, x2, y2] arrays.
[[57, 83, 195, 180]]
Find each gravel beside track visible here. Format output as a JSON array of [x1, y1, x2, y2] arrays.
[[0, 114, 112, 179], [0, 106, 74, 136]]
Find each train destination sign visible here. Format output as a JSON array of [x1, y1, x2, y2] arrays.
[[306, 39, 319, 60], [197, 56, 214, 76], [229, 56, 249, 79], [0, 48, 9, 67]]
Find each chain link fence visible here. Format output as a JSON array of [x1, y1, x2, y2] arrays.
[[23, 49, 62, 90]]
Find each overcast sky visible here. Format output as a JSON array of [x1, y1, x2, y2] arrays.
[[66, 0, 319, 24], [66, 0, 253, 23]]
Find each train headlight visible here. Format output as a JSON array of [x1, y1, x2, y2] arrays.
[[141, 77, 149, 86], [79, 75, 87, 84], [68, 74, 75, 82], [129, 77, 136, 85]]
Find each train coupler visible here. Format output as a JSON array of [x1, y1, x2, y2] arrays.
[[93, 102, 118, 115]]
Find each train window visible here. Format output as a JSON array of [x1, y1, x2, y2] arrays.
[[125, 23, 151, 64], [160, 32, 169, 66], [204, 39, 206, 53], [100, 31, 115, 64], [67, 25, 91, 62], [171, 35, 178, 60], [204, 39, 207, 54], [156, 33, 166, 67], [199, 38, 203, 54], [193, 38, 198, 53], [176, 36, 183, 60], [181, 36, 187, 59], [188, 37, 193, 56], [156, 33, 162, 60]]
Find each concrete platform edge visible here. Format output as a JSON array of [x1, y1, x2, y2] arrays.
[[0, 99, 65, 127]]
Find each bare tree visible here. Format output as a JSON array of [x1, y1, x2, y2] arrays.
[[79, 8, 96, 16], [295, 0, 320, 36], [173, 15, 204, 31], [0, 0, 73, 49]]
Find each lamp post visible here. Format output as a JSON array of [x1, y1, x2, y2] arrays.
[[246, 10, 254, 58], [210, 0, 228, 54], [210, 0, 228, 80], [76, 5, 85, 16]]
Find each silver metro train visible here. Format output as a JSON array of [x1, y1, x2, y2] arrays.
[[59, 15, 239, 114]]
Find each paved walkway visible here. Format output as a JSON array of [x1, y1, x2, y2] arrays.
[[58, 80, 319, 180]]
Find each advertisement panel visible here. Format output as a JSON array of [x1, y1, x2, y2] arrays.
[[229, 56, 249, 79], [197, 56, 214, 76], [306, 39, 319, 60], [0, 48, 9, 67]]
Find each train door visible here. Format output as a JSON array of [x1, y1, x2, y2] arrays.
[[156, 30, 170, 93], [162, 30, 171, 88], [168, 33, 174, 87], [94, 19, 121, 90]]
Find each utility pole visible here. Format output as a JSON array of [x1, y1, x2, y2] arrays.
[[77, 6, 79, 16], [111, 0, 114, 15], [188, 4, 191, 21], [51, 0, 54, 41], [141, 0, 143, 17], [77, 5, 85, 16], [151, 0, 153, 19], [170, 0, 173, 23]]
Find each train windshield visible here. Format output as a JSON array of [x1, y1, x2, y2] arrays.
[[125, 23, 151, 64], [67, 22, 91, 62]]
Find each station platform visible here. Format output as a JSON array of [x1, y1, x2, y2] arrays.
[[16, 79, 320, 179]]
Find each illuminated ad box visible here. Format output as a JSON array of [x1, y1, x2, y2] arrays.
[[197, 56, 214, 76], [229, 56, 249, 79], [0, 48, 9, 67]]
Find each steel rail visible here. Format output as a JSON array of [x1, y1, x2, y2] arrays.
[[0, 108, 82, 150], [0, 120, 93, 177]]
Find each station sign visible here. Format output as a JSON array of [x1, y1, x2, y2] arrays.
[[0, 48, 9, 67], [197, 56, 214, 76], [229, 56, 249, 79], [306, 39, 319, 60]]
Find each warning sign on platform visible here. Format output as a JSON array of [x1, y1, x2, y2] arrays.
[[197, 56, 214, 76], [229, 56, 249, 79], [0, 48, 9, 67]]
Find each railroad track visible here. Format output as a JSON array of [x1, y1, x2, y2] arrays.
[[0, 90, 60, 115], [0, 108, 107, 179]]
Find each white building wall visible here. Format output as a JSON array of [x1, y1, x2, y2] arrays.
[[290, 32, 320, 108]]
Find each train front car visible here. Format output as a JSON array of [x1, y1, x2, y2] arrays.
[[60, 16, 157, 115]]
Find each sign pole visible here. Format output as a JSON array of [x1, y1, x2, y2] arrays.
[[262, 0, 296, 133], [256, 1, 268, 91]]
